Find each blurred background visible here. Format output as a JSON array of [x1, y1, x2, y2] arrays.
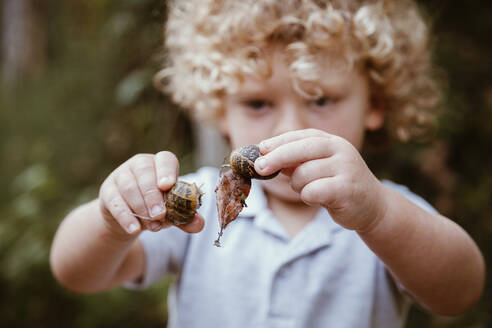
[[0, 0, 490, 327]]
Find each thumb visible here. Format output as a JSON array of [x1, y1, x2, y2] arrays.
[[177, 214, 205, 234]]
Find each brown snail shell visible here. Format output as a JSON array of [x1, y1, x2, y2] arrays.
[[229, 144, 279, 180], [166, 181, 203, 225]]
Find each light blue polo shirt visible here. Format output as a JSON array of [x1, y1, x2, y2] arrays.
[[126, 167, 437, 328]]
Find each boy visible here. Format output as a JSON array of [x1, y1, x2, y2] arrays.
[[50, 1, 485, 327]]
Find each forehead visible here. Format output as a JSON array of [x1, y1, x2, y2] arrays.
[[236, 46, 362, 96]]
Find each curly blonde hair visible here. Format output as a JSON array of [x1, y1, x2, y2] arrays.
[[156, 0, 441, 142]]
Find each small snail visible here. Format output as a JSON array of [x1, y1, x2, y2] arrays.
[[228, 144, 279, 180], [165, 181, 203, 225], [132, 180, 203, 229], [214, 144, 278, 246]]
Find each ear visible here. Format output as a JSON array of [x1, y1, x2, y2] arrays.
[[365, 95, 385, 131]]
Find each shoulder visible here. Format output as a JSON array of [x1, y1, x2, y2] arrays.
[[381, 180, 438, 214]]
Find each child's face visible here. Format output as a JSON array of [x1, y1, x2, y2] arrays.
[[219, 48, 384, 202]]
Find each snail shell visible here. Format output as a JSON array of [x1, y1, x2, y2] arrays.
[[229, 144, 279, 180], [166, 181, 203, 225]]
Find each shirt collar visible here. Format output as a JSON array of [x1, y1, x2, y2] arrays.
[[237, 180, 289, 240], [283, 208, 343, 264], [238, 180, 342, 251]]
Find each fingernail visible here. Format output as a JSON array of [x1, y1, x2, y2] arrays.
[[150, 222, 161, 230], [259, 141, 270, 151], [151, 205, 164, 217], [159, 176, 173, 187], [127, 223, 139, 234], [256, 157, 267, 172]]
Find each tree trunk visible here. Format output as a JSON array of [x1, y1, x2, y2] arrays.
[[2, 0, 45, 84]]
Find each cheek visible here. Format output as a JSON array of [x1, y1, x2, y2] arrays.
[[307, 106, 368, 150], [225, 110, 274, 148], [227, 119, 257, 148], [336, 121, 366, 149], [307, 117, 362, 147]]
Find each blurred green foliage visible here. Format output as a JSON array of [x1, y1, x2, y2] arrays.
[[1, 0, 192, 327], [0, 0, 490, 327]]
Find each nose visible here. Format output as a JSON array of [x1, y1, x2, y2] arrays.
[[272, 101, 307, 136]]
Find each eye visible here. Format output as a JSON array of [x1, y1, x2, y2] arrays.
[[244, 99, 270, 110], [312, 96, 334, 107]]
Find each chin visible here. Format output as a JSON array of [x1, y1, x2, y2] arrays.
[[259, 174, 302, 203]]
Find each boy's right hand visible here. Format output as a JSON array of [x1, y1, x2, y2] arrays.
[[98, 151, 205, 236]]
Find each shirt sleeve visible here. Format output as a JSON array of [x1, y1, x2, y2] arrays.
[[124, 166, 218, 290], [123, 228, 190, 290], [381, 179, 438, 214]]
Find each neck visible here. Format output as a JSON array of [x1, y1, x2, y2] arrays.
[[264, 190, 320, 238]]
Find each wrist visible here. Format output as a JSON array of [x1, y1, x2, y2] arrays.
[[357, 180, 390, 235]]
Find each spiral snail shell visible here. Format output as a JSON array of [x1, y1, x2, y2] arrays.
[[165, 181, 203, 225], [229, 144, 279, 180]]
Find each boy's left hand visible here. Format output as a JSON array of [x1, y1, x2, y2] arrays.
[[255, 128, 386, 232]]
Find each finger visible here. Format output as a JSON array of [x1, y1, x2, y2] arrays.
[[130, 155, 166, 219], [259, 128, 330, 154], [100, 179, 142, 234], [280, 166, 298, 177], [290, 157, 338, 193], [139, 218, 171, 232], [254, 136, 337, 176], [155, 151, 179, 190], [114, 168, 149, 218], [300, 176, 343, 208], [176, 213, 205, 234], [143, 214, 204, 233]]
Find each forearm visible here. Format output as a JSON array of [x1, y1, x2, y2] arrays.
[[50, 199, 144, 293], [358, 185, 485, 315]]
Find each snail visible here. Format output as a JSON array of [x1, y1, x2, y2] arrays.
[[165, 181, 204, 225], [132, 180, 203, 228], [214, 144, 278, 246], [228, 144, 279, 180]]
